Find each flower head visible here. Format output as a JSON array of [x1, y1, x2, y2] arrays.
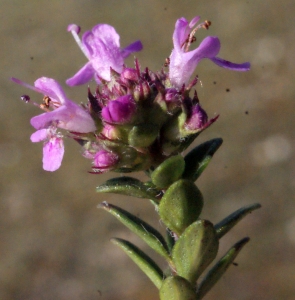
[[14, 17, 251, 174], [169, 16, 250, 88], [66, 24, 143, 86]]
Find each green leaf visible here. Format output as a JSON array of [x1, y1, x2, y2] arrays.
[[111, 238, 165, 289], [172, 220, 219, 285], [183, 138, 223, 181], [196, 237, 250, 299], [160, 276, 197, 300], [214, 203, 261, 239], [96, 176, 160, 204], [151, 155, 185, 189], [99, 202, 171, 262], [159, 179, 203, 236]]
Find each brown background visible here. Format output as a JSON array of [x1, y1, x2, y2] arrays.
[[1, 0, 295, 299]]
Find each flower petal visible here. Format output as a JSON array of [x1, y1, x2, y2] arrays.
[[172, 17, 191, 52], [90, 24, 121, 50], [121, 40, 143, 58], [191, 36, 220, 59], [34, 77, 67, 103], [66, 62, 95, 86], [169, 36, 221, 88], [42, 137, 64, 171], [30, 129, 48, 142], [210, 57, 251, 71], [189, 16, 201, 28], [31, 103, 96, 133]]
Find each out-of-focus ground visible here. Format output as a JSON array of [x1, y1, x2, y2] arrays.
[[1, 0, 294, 299]]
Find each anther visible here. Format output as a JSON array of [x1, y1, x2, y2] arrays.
[[202, 20, 211, 30], [43, 96, 52, 108], [21, 95, 30, 103], [164, 57, 170, 67]]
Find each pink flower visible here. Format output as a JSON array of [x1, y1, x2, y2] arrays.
[[66, 24, 143, 86], [169, 16, 250, 88], [12, 77, 96, 171]]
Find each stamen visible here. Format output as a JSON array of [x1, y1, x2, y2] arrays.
[[43, 96, 52, 108], [202, 20, 211, 30], [67, 24, 90, 60], [20, 94, 46, 109], [183, 19, 212, 52], [39, 104, 51, 112], [42, 95, 60, 109]]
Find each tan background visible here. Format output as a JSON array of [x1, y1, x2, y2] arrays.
[[1, 0, 295, 299]]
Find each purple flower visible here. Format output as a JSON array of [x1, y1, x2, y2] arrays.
[[66, 24, 143, 86], [101, 95, 136, 124], [169, 16, 250, 88], [12, 77, 96, 171]]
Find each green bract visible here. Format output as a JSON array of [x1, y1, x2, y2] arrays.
[[151, 155, 185, 189], [160, 276, 197, 300], [172, 220, 218, 284], [159, 179, 203, 236]]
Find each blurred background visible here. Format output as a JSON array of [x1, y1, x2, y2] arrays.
[[1, 0, 294, 299]]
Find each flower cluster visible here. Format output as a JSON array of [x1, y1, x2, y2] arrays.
[[13, 16, 249, 172]]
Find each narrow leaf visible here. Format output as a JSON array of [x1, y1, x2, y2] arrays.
[[214, 203, 261, 239], [111, 238, 165, 289], [160, 276, 197, 300], [99, 202, 171, 261], [196, 237, 250, 299], [183, 138, 223, 181], [96, 176, 160, 204], [172, 220, 219, 285]]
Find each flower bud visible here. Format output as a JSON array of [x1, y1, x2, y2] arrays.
[[121, 68, 139, 82], [93, 150, 119, 170], [185, 103, 208, 131], [101, 95, 136, 124]]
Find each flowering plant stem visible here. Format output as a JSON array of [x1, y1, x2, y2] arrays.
[[14, 15, 258, 299]]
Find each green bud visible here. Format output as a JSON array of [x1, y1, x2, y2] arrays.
[[151, 155, 185, 189], [159, 179, 203, 236]]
